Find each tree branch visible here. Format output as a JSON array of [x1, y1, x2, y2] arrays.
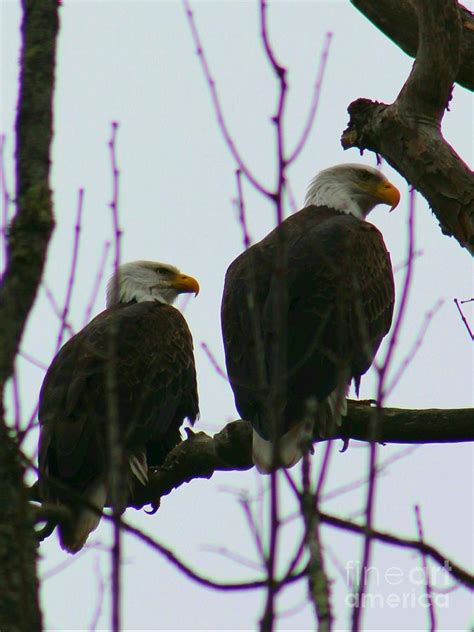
[[343, 0, 474, 255], [350, 0, 474, 92], [127, 402, 473, 510], [319, 510, 474, 590], [0, 3, 59, 631]]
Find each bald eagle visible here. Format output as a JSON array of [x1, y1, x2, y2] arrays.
[[221, 164, 399, 473], [38, 261, 199, 552]]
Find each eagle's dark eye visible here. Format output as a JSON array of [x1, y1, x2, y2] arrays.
[[156, 267, 170, 275], [359, 171, 371, 181]]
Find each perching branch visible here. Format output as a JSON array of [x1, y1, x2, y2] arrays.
[[343, 0, 474, 255], [126, 402, 474, 510], [350, 0, 474, 92], [30, 402, 473, 512]]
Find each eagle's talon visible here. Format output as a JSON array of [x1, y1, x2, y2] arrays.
[[340, 438, 350, 453], [145, 501, 160, 515]]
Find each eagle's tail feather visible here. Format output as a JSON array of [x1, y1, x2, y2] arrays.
[[59, 481, 107, 554], [129, 451, 148, 486], [252, 383, 351, 473], [252, 422, 309, 474]]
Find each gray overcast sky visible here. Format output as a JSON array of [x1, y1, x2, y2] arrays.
[[1, 1, 473, 630]]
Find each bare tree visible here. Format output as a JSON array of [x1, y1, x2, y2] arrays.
[[0, 1, 472, 632]]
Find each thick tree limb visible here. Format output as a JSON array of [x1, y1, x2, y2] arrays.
[[0, 1, 57, 390], [350, 0, 474, 92], [0, 3, 59, 631], [129, 402, 474, 509], [343, 0, 474, 255]]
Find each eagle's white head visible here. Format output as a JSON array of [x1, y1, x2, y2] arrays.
[[305, 163, 400, 219], [106, 260, 200, 308]]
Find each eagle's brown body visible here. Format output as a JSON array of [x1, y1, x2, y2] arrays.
[[221, 205, 394, 468], [39, 299, 198, 551]]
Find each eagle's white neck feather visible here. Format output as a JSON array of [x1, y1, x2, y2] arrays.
[[304, 163, 385, 219], [305, 179, 365, 219], [107, 274, 167, 307], [106, 261, 180, 308]]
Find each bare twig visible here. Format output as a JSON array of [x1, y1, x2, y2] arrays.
[[234, 169, 252, 250], [183, 0, 271, 198], [239, 494, 266, 564], [200, 342, 228, 381], [18, 350, 48, 371], [415, 505, 437, 632], [287, 32, 333, 164], [120, 516, 307, 592], [89, 557, 107, 632], [301, 453, 333, 631], [83, 241, 111, 325], [55, 188, 84, 351], [0, 134, 11, 267], [11, 369, 21, 433], [320, 510, 474, 589], [106, 120, 123, 632], [386, 298, 445, 396], [352, 188, 417, 631], [453, 297, 474, 341], [42, 284, 75, 337], [201, 544, 262, 572]]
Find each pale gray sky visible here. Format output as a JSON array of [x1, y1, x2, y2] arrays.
[[1, 1, 473, 630]]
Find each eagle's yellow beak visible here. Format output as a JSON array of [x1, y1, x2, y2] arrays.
[[172, 273, 200, 296], [373, 179, 400, 211]]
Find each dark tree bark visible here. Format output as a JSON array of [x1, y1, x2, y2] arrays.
[[0, 2, 59, 631], [342, 0, 474, 255], [0, 425, 42, 632], [126, 403, 474, 510], [350, 0, 474, 92]]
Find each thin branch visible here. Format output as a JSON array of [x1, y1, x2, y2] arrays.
[[287, 32, 333, 164], [89, 557, 107, 632], [234, 169, 252, 250], [415, 505, 437, 632], [18, 350, 48, 371], [377, 188, 417, 400], [353, 190, 416, 631], [83, 241, 111, 325], [55, 188, 84, 351], [239, 494, 266, 564], [106, 120, 123, 632], [183, 0, 271, 198], [120, 517, 307, 592], [0, 134, 11, 268], [319, 510, 474, 590], [42, 284, 75, 337], [11, 369, 21, 433], [453, 297, 473, 341], [301, 453, 333, 631], [200, 342, 228, 381], [202, 544, 263, 573]]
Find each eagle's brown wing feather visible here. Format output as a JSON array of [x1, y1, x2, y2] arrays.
[[221, 206, 394, 440], [39, 301, 198, 502]]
